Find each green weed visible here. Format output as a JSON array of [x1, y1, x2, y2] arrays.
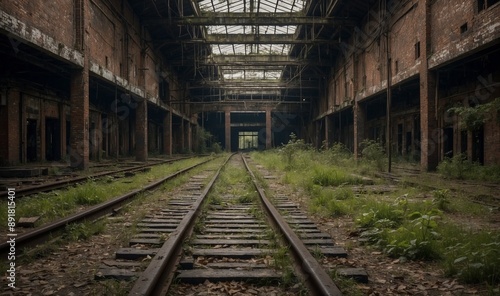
[[437, 154, 500, 182]]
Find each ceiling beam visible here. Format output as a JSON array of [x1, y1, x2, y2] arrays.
[[162, 34, 338, 44], [190, 100, 309, 113], [218, 65, 287, 71], [170, 55, 314, 66], [190, 80, 320, 89], [145, 13, 354, 26]]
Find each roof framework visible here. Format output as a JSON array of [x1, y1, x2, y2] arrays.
[[127, 0, 371, 106], [197, 0, 305, 90]]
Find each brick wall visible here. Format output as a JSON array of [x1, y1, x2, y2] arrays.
[[0, 89, 20, 165], [430, 0, 500, 67], [0, 0, 74, 48]]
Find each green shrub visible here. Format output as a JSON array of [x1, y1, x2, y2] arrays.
[[443, 229, 500, 284], [437, 154, 500, 182], [385, 211, 442, 260], [310, 187, 352, 217], [432, 189, 451, 211], [437, 154, 472, 179], [70, 180, 106, 205], [360, 140, 387, 171], [311, 166, 361, 186], [280, 133, 311, 170]]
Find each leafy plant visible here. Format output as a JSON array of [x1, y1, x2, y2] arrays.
[[432, 189, 451, 211], [65, 221, 105, 241], [448, 97, 500, 131], [280, 133, 310, 169], [437, 154, 472, 179], [444, 232, 500, 284], [360, 139, 386, 171], [438, 154, 500, 182]]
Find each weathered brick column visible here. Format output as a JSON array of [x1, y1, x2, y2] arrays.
[[353, 101, 366, 160], [163, 110, 172, 156], [420, 0, 439, 171], [187, 122, 192, 152], [265, 108, 272, 149], [70, 68, 89, 169], [135, 98, 148, 161], [324, 115, 330, 149], [225, 110, 231, 152]]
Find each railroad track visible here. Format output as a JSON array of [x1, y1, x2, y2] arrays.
[[96, 154, 367, 295], [0, 156, 194, 199], [0, 156, 216, 257]]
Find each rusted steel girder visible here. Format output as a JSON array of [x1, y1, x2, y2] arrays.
[[162, 34, 338, 44], [145, 13, 354, 26]]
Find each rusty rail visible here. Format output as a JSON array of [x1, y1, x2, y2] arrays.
[[0, 156, 194, 198], [241, 154, 343, 296], [129, 153, 233, 296], [0, 157, 215, 257]]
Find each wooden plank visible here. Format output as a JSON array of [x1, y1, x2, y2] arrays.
[[203, 228, 263, 233], [286, 219, 315, 224], [102, 260, 142, 268], [200, 262, 268, 269], [205, 219, 259, 224], [191, 248, 273, 258], [289, 224, 318, 229], [133, 233, 164, 238], [191, 239, 270, 245], [129, 239, 162, 246], [309, 246, 347, 257], [206, 215, 253, 219], [17, 216, 40, 228], [95, 268, 137, 281], [337, 268, 369, 283], [136, 223, 178, 228], [141, 218, 181, 223], [298, 232, 331, 239], [195, 234, 265, 239], [294, 228, 321, 233], [302, 239, 334, 245], [115, 248, 158, 260], [176, 269, 282, 284], [204, 224, 265, 228], [139, 228, 174, 233]]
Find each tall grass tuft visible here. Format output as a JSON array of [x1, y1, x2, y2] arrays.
[[437, 154, 500, 182]]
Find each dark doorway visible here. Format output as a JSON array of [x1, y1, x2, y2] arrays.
[[89, 122, 96, 160], [45, 118, 61, 161], [443, 127, 454, 158], [397, 124, 403, 155], [405, 132, 412, 156], [460, 130, 467, 155], [27, 119, 37, 162], [472, 127, 484, 164], [66, 121, 71, 156]]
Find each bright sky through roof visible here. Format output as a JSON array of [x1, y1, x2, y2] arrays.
[[197, 0, 306, 81]]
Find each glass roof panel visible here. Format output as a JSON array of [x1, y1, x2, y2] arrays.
[[197, 0, 306, 84]]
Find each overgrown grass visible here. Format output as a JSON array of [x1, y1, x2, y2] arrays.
[[0, 156, 213, 231], [250, 143, 500, 285], [310, 186, 353, 217], [437, 154, 500, 182], [441, 226, 500, 284]]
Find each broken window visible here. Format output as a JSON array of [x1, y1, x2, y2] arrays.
[[478, 0, 500, 12]]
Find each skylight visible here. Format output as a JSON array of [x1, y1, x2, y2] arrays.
[[196, 0, 306, 85]]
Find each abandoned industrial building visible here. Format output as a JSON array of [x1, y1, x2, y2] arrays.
[[0, 0, 499, 170], [1, 1, 500, 295]]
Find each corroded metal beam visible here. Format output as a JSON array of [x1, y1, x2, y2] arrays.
[[170, 55, 307, 66], [190, 79, 319, 89], [190, 100, 309, 113], [145, 13, 353, 26], [162, 34, 338, 44]]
